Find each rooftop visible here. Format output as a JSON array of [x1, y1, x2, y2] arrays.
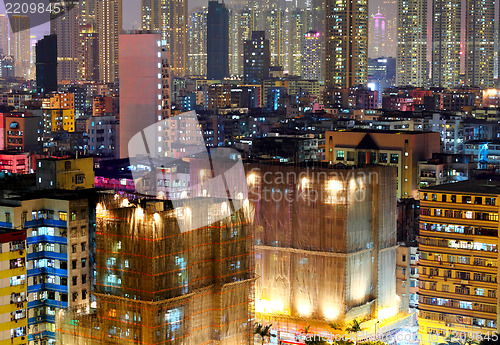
[[421, 180, 500, 195], [327, 129, 436, 135]]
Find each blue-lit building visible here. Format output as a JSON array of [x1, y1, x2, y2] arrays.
[[243, 31, 270, 84], [368, 57, 396, 107], [207, 0, 229, 80], [0, 190, 95, 345], [267, 87, 286, 111], [181, 92, 197, 111]]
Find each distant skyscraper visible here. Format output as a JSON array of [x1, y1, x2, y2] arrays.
[[289, 8, 306, 76], [301, 31, 321, 80], [79, 24, 99, 81], [50, 2, 79, 82], [207, 0, 229, 80], [170, 0, 188, 76], [97, 0, 122, 83], [396, 0, 427, 86], [432, 0, 461, 87], [119, 32, 171, 158], [465, 0, 495, 87], [9, 15, 31, 79], [265, 6, 284, 67], [80, 0, 97, 25], [0, 15, 8, 55], [235, 8, 252, 75], [141, 0, 188, 77], [244, 31, 270, 84], [188, 7, 207, 76], [228, 8, 247, 76], [36, 35, 58, 93], [370, 13, 386, 58], [325, 0, 368, 88]]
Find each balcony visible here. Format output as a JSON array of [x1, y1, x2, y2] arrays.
[[27, 267, 67, 278], [27, 299, 67, 309], [27, 314, 55, 325], [28, 330, 56, 342], [27, 235, 67, 246], [27, 251, 67, 261], [24, 219, 67, 229], [28, 283, 68, 294]]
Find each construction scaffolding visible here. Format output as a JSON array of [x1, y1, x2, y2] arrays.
[[245, 163, 398, 334], [56, 195, 255, 345]]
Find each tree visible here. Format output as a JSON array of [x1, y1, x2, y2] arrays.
[[302, 325, 328, 345], [345, 319, 364, 345], [330, 322, 343, 331], [254, 323, 273, 345]]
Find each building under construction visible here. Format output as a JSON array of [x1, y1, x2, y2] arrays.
[[246, 163, 398, 335], [57, 195, 255, 345]]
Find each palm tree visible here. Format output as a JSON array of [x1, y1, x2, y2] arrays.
[[329, 322, 343, 332], [345, 319, 363, 345], [254, 323, 273, 345], [302, 325, 328, 345]]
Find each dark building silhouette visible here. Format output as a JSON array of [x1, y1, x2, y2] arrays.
[[1, 55, 15, 79], [207, 0, 229, 80], [243, 31, 270, 84], [36, 34, 58, 93]]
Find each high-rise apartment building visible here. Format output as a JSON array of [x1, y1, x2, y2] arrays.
[[207, 1, 229, 80], [0, 228, 27, 345], [141, 0, 188, 77], [0, 15, 9, 55], [432, 0, 461, 88], [188, 7, 207, 76], [419, 181, 499, 344], [170, 0, 188, 76], [0, 190, 95, 345], [119, 32, 171, 158], [325, 0, 368, 89], [228, 8, 248, 77], [301, 31, 321, 80], [289, 8, 307, 76], [9, 15, 31, 79], [96, 0, 122, 83], [396, 0, 427, 86], [235, 8, 252, 76], [465, 0, 495, 87], [80, 0, 97, 25], [265, 6, 284, 68], [50, 3, 79, 82], [79, 24, 99, 81], [243, 31, 270, 84]]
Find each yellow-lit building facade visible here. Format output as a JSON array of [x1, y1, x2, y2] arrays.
[[0, 228, 27, 345], [36, 158, 95, 190], [325, 130, 441, 198], [42, 93, 75, 133], [419, 181, 500, 344]]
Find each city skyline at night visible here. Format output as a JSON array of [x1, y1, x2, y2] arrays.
[[0, 0, 500, 344]]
